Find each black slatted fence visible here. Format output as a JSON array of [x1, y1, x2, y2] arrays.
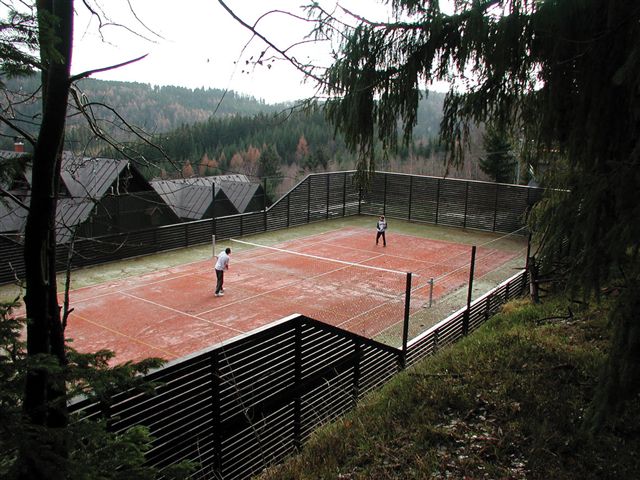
[[69, 315, 402, 480], [0, 171, 542, 285], [68, 268, 529, 479], [0, 170, 544, 479]]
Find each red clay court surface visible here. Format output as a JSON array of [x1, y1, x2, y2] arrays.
[[46, 227, 521, 364]]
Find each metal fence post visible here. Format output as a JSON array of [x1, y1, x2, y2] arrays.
[[408, 175, 413, 221], [463, 246, 476, 336], [352, 338, 362, 407], [429, 278, 434, 308], [401, 272, 413, 368], [342, 172, 347, 217], [211, 350, 222, 475], [326, 173, 330, 219], [293, 321, 302, 451], [263, 177, 268, 211], [485, 295, 491, 321]]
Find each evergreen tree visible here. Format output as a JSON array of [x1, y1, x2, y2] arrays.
[[307, 0, 640, 429], [479, 126, 516, 183], [258, 144, 282, 181]]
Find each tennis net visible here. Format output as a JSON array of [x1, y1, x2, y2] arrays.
[[228, 237, 413, 345]]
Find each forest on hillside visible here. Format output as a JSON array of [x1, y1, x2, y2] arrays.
[[104, 88, 455, 196], [0, 75, 286, 150], [1, 75, 498, 197]]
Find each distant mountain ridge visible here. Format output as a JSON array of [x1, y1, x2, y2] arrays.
[[1, 76, 446, 187], [2, 76, 444, 152], [0, 75, 293, 150]]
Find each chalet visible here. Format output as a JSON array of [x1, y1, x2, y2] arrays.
[[150, 175, 266, 221], [0, 149, 180, 243]]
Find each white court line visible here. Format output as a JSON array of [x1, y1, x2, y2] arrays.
[[70, 312, 179, 359], [121, 292, 245, 334], [230, 238, 408, 275], [197, 252, 391, 316]]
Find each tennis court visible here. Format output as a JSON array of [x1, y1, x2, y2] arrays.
[[24, 224, 525, 364]]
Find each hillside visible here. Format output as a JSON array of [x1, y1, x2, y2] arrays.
[[258, 296, 640, 480], [1, 76, 455, 190], [1, 75, 444, 152], [0, 75, 290, 151]]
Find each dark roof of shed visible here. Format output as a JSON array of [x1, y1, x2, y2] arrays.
[[218, 181, 261, 213], [0, 196, 27, 233], [0, 150, 28, 161], [149, 175, 258, 218], [165, 174, 251, 186], [56, 198, 95, 244], [0, 151, 130, 240], [60, 153, 129, 199], [149, 180, 213, 220]]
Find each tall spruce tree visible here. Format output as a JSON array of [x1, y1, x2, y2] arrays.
[[306, 0, 640, 429], [479, 126, 516, 183]]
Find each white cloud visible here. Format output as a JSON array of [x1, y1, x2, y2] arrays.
[[72, 0, 451, 103], [73, 1, 341, 103]]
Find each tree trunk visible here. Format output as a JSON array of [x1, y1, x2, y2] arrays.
[[528, 256, 539, 303], [19, 1, 74, 478]]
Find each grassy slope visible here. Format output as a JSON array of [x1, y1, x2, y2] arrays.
[[258, 296, 640, 480]]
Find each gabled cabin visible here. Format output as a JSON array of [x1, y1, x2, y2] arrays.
[[0, 149, 180, 243], [150, 175, 265, 221]]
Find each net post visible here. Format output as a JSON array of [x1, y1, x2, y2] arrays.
[[401, 271, 413, 369], [463, 245, 477, 336], [212, 235, 216, 258], [429, 277, 434, 307]]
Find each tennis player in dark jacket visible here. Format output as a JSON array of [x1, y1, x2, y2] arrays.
[[376, 215, 387, 247]]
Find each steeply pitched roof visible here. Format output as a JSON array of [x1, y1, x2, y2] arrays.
[[55, 198, 95, 244], [60, 152, 129, 199], [149, 180, 213, 220], [149, 175, 258, 219], [0, 151, 134, 242], [219, 181, 261, 213], [163, 174, 251, 187], [0, 196, 27, 234]]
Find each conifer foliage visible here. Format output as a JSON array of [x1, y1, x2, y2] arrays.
[[479, 126, 516, 183], [309, 0, 640, 428]]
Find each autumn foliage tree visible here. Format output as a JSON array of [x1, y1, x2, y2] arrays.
[[295, 134, 310, 164]]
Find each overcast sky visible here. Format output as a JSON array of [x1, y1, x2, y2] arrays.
[[71, 1, 394, 104]]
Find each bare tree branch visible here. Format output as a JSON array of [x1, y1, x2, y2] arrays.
[[68, 86, 180, 173], [0, 113, 37, 145], [0, 185, 30, 211], [217, 0, 329, 88], [69, 53, 148, 83]]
